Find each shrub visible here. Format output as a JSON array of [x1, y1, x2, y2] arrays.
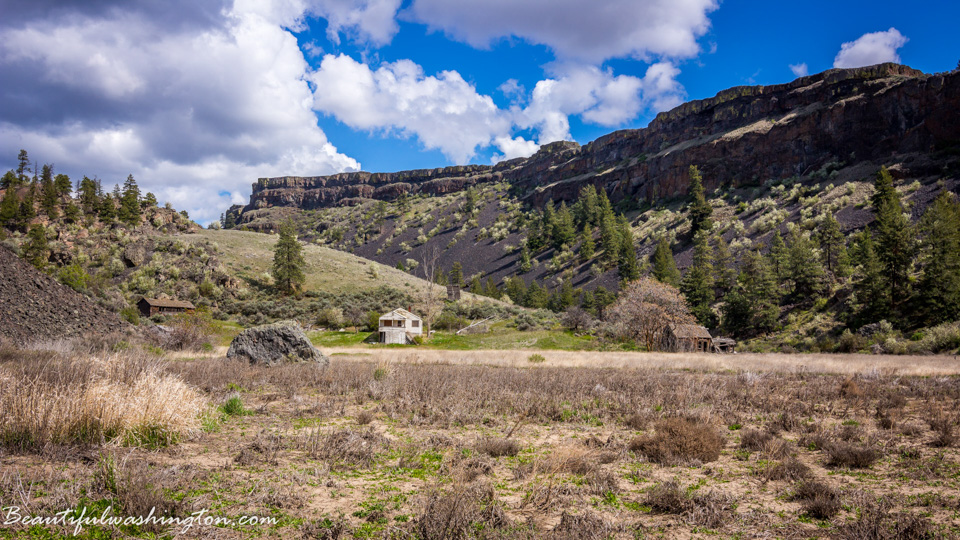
[[629, 417, 724, 465], [739, 429, 774, 451], [476, 437, 520, 457], [57, 263, 90, 292], [120, 306, 141, 325], [528, 353, 546, 363], [161, 311, 215, 351], [791, 481, 841, 519], [824, 441, 881, 468]]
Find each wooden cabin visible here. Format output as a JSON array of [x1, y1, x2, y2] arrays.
[[138, 297, 196, 318], [712, 337, 737, 353], [378, 308, 423, 344], [665, 323, 713, 352]]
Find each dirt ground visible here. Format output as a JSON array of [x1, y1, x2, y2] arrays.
[[3, 351, 960, 539]]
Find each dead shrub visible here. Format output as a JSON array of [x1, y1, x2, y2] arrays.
[[840, 377, 863, 399], [645, 481, 687, 514], [927, 416, 956, 448], [836, 498, 936, 540], [825, 441, 881, 469], [475, 437, 520, 457], [299, 428, 388, 469], [158, 311, 215, 352], [234, 429, 283, 466], [791, 481, 841, 519], [760, 457, 811, 482], [630, 418, 723, 465], [546, 447, 598, 475], [739, 429, 774, 451], [585, 470, 619, 496], [644, 480, 734, 529], [551, 510, 619, 540], [411, 483, 510, 540], [95, 455, 185, 532], [356, 410, 375, 425], [302, 513, 348, 539], [623, 412, 650, 431]]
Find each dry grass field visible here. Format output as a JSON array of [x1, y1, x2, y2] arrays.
[[3, 344, 960, 538]]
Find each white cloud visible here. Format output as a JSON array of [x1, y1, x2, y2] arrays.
[[789, 62, 809, 77], [517, 63, 683, 144], [492, 136, 539, 163], [310, 54, 513, 163], [306, 0, 402, 47], [408, 0, 718, 63], [833, 28, 908, 69], [0, 1, 359, 225]]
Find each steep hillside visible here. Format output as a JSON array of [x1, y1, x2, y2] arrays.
[[0, 245, 126, 344]]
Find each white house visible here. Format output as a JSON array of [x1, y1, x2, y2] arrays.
[[378, 308, 423, 344]]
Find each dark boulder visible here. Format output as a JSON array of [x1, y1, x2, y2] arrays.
[[226, 321, 329, 367]]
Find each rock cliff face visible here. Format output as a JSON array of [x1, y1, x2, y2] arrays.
[[230, 64, 960, 226]]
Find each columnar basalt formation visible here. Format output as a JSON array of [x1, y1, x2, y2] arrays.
[[229, 63, 960, 226]]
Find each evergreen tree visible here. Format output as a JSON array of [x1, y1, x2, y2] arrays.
[[504, 276, 527, 304], [916, 191, 960, 325], [0, 188, 19, 228], [525, 281, 549, 309], [579, 228, 595, 262], [599, 213, 619, 265], [434, 268, 448, 286], [54, 173, 72, 197], [40, 164, 58, 219], [617, 218, 640, 281], [552, 202, 576, 249], [871, 166, 915, 322], [272, 221, 305, 295], [541, 201, 556, 243], [526, 211, 545, 251], [78, 177, 100, 215], [592, 286, 616, 319], [142, 192, 158, 208], [519, 244, 532, 273], [16, 149, 30, 185], [768, 230, 788, 286], [373, 200, 388, 233], [580, 289, 596, 316], [119, 174, 141, 225], [448, 262, 464, 287], [18, 188, 36, 228], [786, 227, 825, 300], [22, 224, 48, 269], [62, 201, 80, 223], [1, 170, 16, 190], [680, 231, 717, 327], [463, 186, 478, 214], [99, 194, 116, 223], [650, 238, 681, 287], [572, 185, 599, 228], [469, 275, 483, 295], [558, 279, 575, 310], [816, 212, 848, 279], [597, 188, 613, 221], [688, 165, 713, 236], [712, 235, 737, 297], [723, 249, 779, 336], [484, 277, 501, 299], [850, 231, 887, 324], [397, 191, 410, 214]]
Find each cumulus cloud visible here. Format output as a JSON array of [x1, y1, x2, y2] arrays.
[[307, 0, 402, 47], [833, 28, 908, 69], [310, 54, 513, 163], [0, 0, 359, 224], [408, 0, 718, 63], [789, 63, 809, 77], [492, 136, 540, 163], [517, 63, 683, 144]]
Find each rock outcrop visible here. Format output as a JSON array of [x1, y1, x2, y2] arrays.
[[226, 321, 330, 367], [227, 63, 960, 228], [0, 245, 127, 345]]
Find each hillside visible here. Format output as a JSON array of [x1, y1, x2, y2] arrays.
[[222, 63, 960, 351]]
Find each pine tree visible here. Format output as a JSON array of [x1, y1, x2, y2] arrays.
[[16, 150, 30, 185], [650, 238, 681, 287], [0, 188, 19, 228], [688, 165, 713, 236], [272, 221, 305, 295], [519, 244, 532, 273], [680, 231, 717, 327], [558, 279, 575, 310], [786, 227, 825, 300], [579, 228, 595, 262], [224, 211, 237, 229], [22, 224, 48, 269], [723, 249, 779, 336], [524, 281, 549, 309], [526, 211, 545, 252], [592, 286, 616, 319], [40, 165, 58, 219], [463, 186, 478, 214], [469, 275, 483, 295], [119, 174, 141, 225], [1, 170, 16, 190], [78, 177, 100, 214], [871, 167, 915, 323], [484, 277, 501, 299], [448, 262, 464, 287], [504, 276, 526, 304], [397, 191, 410, 214], [712, 235, 737, 297], [552, 202, 576, 249], [142, 192, 158, 208], [599, 213, 619, 264], [18, 188, 36, 229], [580, 289, 596, 316], [817, 212, 848, 279], [62, 201, 80, 223], [916, 191, 960, 325], [573, 185, 599, 228], [99, 194, 116, 223], [850, 231, 887, 324], [617, 218, 640, 281], [768, 230, 788, 288], [54, 173, 72, 197]]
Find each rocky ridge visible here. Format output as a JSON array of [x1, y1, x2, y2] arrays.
[[228, 63, 960, 228]]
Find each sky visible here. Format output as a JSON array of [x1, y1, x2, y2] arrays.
[[0, 0, 957, 225]]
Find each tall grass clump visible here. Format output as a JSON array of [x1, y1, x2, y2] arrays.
[[0, 346, 206, 450]]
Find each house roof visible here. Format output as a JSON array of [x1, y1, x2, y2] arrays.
[[139, 297, 196, 309], [379, 308, 421, 321], [669, 323, 712, 339]]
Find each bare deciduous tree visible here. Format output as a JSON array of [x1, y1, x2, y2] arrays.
[[416, 246, 444, 336], [605, 278, 694, 351]]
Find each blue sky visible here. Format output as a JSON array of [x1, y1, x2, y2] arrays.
[[0, 0, 957, 224]]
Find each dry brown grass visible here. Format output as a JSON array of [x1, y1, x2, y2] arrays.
[[0, 346, 206, 449], [629, 417, 724, 465]]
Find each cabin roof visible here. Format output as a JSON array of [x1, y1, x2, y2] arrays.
[[379, 308, 421, 321], [669, 323, 712, 339], [139, 297, 196, 309]]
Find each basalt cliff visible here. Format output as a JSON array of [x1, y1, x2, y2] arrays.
[[228, 63, 960, 227]]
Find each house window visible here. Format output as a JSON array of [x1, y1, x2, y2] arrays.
[[383, 320, 392, 327], [412, 320, 419, 328]]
